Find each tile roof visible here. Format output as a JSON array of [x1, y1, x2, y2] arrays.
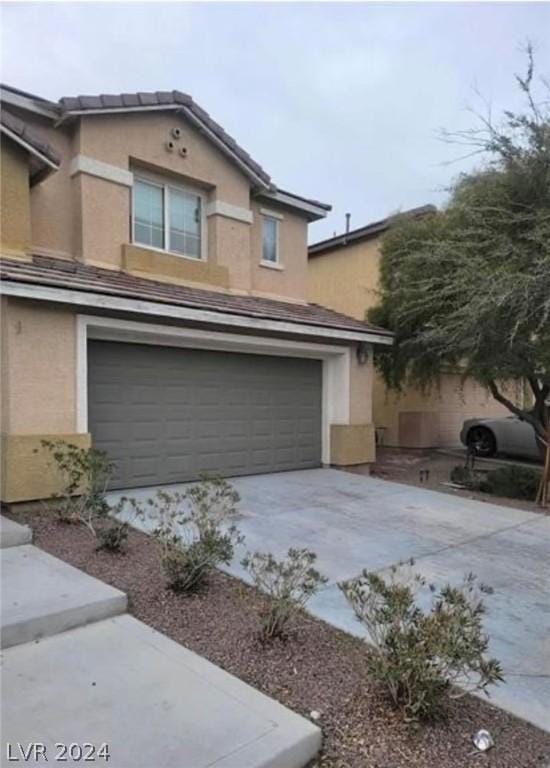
[[309, 205, 437, 256], [58, 90, 272, 188], [0, 255, 392, 341], [0, 108, 61, 168]]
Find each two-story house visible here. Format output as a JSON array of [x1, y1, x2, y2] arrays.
[[308, 208, 524, 448], [0, 85, 393, 504]]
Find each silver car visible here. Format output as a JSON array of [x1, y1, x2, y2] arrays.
[[460, 416, 543, 461]]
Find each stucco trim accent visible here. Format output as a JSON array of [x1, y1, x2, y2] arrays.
[[69, 154, 134, 187], [260, 207, 284, 221], [205, 200, 253, 224], [1, 281, 394, 346], [76, 314, 353, 464], [122, 244, 230, 289]]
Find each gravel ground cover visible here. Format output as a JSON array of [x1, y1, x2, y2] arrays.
[[10, 508, 550, 768]]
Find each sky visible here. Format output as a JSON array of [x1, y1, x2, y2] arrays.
[[2, 1, 549, 242]]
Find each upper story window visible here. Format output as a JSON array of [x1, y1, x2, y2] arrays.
[[133, 176, 204, 260], [261, 214, 279, 265]]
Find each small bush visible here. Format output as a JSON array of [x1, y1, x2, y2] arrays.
[[480, 465, 541, 500], [95, 519, 129, 553], [146, 476, 243, 592], [449, 465, 484, 490], [340, 563, 503, 720], [241, 548, 328, 641], [40, 440, 114, 533]]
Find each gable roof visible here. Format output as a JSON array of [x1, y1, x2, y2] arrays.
[[308, 204, 437, 257], [58, 90, 272, 191], [0, 83, 331, 219], [0, 107, 60, 184], [0, 254, 392, 344]]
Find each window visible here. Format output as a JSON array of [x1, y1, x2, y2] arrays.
[[133, 177, 203, 259], [262, 215, 278, 264]]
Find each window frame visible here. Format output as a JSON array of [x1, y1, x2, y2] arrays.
[[260, 213, 280, 267], [132, 172, 207, 261]]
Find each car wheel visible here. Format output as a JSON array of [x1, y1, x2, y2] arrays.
[[467, 426, 497, 458]]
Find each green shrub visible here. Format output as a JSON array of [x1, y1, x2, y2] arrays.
[[339, 563, 503, 720], [95, 519, 129, 553], [241, 548, 328, 641], [480, 464, 541, 500], [40, 440, 114, 533], [449, 465, 484, 489], [146, 476, 243, 592]]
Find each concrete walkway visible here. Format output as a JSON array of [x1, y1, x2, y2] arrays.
[[109, 469, 550, 734], [0, 516, 320, 767]]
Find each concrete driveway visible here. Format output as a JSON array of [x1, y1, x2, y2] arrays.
[[109, 468, 550, 733]]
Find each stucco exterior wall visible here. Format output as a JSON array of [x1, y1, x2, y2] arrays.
[[0, 142, 32, 258], [308, 237, 520, 448], [308, 238, 381, 317], [1, 298, 77, 434], [27, 115, 77, 259]]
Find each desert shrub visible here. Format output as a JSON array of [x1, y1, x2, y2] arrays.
[[449, 465, 484, 490], [241, 548, 328, 641], [95, 517, 129, 553], [340, 562, 503, 720], [479, 465, 541, 501], [40, 440, 114, 532], [146, 476, 243, 592]]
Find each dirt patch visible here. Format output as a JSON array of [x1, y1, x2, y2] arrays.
[[348, 448, 545, 514], [10, 508, 550, 768]]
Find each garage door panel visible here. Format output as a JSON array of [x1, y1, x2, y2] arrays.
[[88, 341, 322, 489]]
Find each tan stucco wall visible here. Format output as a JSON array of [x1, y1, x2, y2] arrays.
[[330, 424, 375, 465], [0, 297, 87, 503], [373, 371, 522, 447], [28, 115, 77, 259], [308, 238, 382, 317], [250, 201, 308, 302], [1, 433, 91, 503], [307, 237, 522, 448], [1, 297, 77, 434], [19, 108, 312, 302], [0, 142, 32, 258], [122, 243, 230, 289]]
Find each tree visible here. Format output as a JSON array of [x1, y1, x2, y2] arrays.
[[369, 47, 550, 504]]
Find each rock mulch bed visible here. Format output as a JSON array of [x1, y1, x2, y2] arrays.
[[11, 509, 550, 768]]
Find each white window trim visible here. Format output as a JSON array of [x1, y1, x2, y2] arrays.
[[261, 213, 280, 267], [132, 172, 208, 262]]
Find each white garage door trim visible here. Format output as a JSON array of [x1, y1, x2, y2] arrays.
[[76, 314, 354, 465]]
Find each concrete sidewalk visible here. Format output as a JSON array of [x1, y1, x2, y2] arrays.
[[0, 515, 321, 768]]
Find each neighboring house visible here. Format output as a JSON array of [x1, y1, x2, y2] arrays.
[[308, 207, 524, 448], [0, 84, 393, 505]]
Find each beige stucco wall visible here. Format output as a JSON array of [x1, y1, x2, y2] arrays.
[[0, 297, 88, 502], [308, 237, 519, 448], [27, 115, 77, 259], [18, 108, 311, 302], [308, 238, 382, 316], [0, 142, 32, 258], [1, 297, 77, 434]]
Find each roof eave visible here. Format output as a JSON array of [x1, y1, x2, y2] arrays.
[[0, 124, 60, 183], [255, 189, 331, 222]]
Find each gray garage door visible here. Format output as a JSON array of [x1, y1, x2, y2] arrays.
[[88, 340, 322, 489]]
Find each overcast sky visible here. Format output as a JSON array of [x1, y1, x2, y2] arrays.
[[2, 1, 549, 241]]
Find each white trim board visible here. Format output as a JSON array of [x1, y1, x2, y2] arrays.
[[1, 280, 393, 346], [77, 314, 354, 464]]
